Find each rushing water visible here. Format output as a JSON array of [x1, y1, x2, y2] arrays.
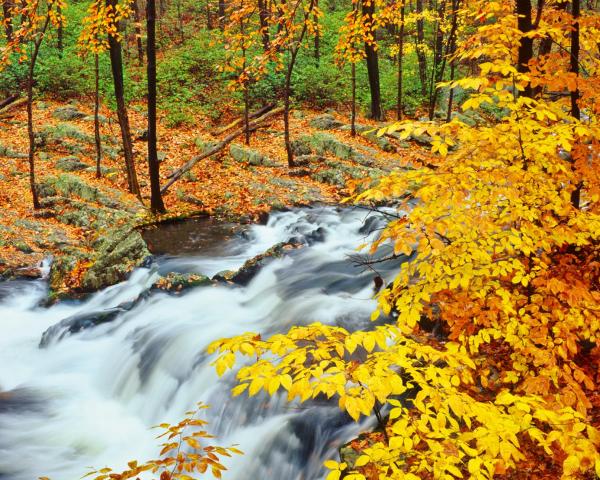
[[0, 206, 403, 480]]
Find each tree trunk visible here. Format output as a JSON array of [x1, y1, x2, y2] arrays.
[[415, 0, 428, 97], [258, 0, 270, 50], [351, 62, 356, 136], [283, 59, 295, 167], [147, 0, 167, 213], [2, 0, 13, 42], [94, 55, 103, 179], [132, 0, 144, 64], [206, 0, 213, 29], [26, 17, 50, 210], [396, 0, 406, 120], [107, 0, 142, 200], [314, 0, 320, 64], [570, 0, 581, 209], [363, 0, 383, 120], [57, 4, 63, 56], [218, 0, 225, 30], [516, 0, 534, 97], [428, 0, 446, 119]]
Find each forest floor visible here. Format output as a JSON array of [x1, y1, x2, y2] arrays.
[[0, 97, 425, 296]]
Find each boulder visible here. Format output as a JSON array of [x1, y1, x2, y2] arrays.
[[0, 144, 27, 159], [309, 114, 344, 130], [290, 138, 313, 156], [152, 272, 212, 293], [230, 144, 278, 167], [228, 241, 303, 286], [52, 106, 87, 121], [311, 168, 345, 187], [55, 156, 89, 172], [80, 225, 151, 291]]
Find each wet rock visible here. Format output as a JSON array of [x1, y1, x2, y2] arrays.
[[212, 270, 236, 282], [229, 241, 303, 286], [52, 106, 87, 121], [152, 272, 212, 293], [80, 225, 151, 291], [230, 143, 278, 167], [55, 156, 89, 172], [309, 113, 344, 130]]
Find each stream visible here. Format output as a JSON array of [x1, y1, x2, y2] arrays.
[[0, 206, 402, 480]]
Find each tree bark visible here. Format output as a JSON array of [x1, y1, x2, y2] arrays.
[[363, 0, 383, 120], [415, 0, 428, 96], [2, 0, 13, 42], [351, 63, 356, 135], [218, 0, 225, 30], [147, 0, 167, 213], [570, 0, 581, 209], [396, 0, 406, 120], [314, 0, 320, 64], [106, 0, 142, 200], [132, 0, 144, 64], [516, 0, 534, 97], [94, 54, 103, 179], [57, 4, 63, 56], [258, 0, 270, 50], [26, 16, 50, 210], [428, 0, 446, 119]]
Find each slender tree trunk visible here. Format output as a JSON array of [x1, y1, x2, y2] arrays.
[[516, 0, 534, 97], [241, 20, 250, 145], [26, 17, 50, 210], [106, 0, 142, 200], [218, 0, 225, 30], [283, 56, 296, 167], [351, 62, 356, 136], [258, 0, 270, 50], [132, 0, 144, 64], [570, 0, 581, 209], [56, 4, 63, 56], [396, 0, 406, 120], [2, 0, 13, 42], [176, 0, 184, 42], [428, 0, 446, 119], [94, 54, 103, 179], [415, 0, 428, 96], [206, 0, 213, 29], [314, 0, 320, 64], [147, 0, 166, 213], [363, 0, 383, 120]]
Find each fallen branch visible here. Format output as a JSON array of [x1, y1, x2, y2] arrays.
[[211, 103, 276, 136], [161, 106, 283, 195], [0, 94, 20, 111], [0, 97, 27, 117]]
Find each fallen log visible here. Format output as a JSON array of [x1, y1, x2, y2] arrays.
[[211, 103, 276, 136], [0, 94, 20, 111], [161, 106, 284, 195], [0, 97, 27, 117]]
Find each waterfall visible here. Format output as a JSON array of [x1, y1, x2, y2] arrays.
[[0, 206, 402, 480]]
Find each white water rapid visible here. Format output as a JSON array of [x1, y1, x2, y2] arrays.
[[0, 206, 403, 480]]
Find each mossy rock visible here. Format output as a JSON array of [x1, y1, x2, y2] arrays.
[[309, 113, 344, 130], [311, 168, 345, 187], [0, 144, 27, 159], [52, 106, 87, 121], [41, 123, 94, 144], [229, 241, 302, 285], [80, 225, 151, 291], [229, 143, 278, 167], [290, 138, 313, 156], [55, 156, 90, 172], [152, 272, 212, 293]]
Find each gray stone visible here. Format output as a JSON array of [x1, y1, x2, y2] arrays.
[[0, 144, 27, 159], [309, 114, 344, 130], [290, 138, 312, 156], [83, 114, 108, 124], [229, 144, 278, 167], [52, 106, 87, 121], [55, 156, 90, 172], [42, 123, 94, 144], [311, 169, 345, 187], [157, 151, 167, 162]]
